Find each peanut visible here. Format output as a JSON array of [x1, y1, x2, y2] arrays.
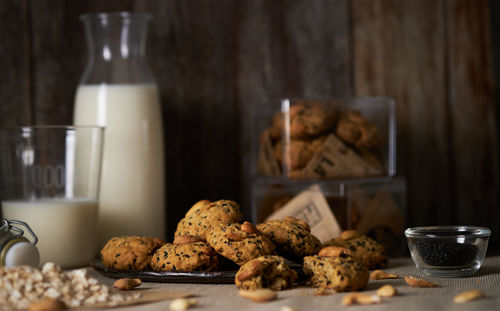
[[284, 216, 311, 232], [239, 289, 277, 302], [280, 306, 298, 311], [342, 293, 381, 306], [318, 246, 352, 258], [113, 278, 142, 291], [453, 289, 485, 303], [173, 235, 203, 244], [340, 230, 360, 240], [236, 261, 265, 282], [377, 284, 398, 297], [241, 221, 260, 234], [404, 276, 437, 288], [370, 270, 399, 280], [28, 299, 67, 311], [169, 298, 198, 310], [227, 232, 244, 241]]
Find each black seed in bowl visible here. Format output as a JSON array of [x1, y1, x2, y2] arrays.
[[414, 241, 478, 267]]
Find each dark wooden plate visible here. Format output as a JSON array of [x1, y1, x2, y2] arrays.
[[91, 260, 237, 284], [91, 260, 304, 284]]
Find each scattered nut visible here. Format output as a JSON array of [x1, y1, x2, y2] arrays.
[[318, 246, 352, 258], [370, 270, 399, 280], [173, 235, 203, 244], [342, 293, 381, 306], [113, 278, 142, 291], [239, 289, 277, 302], [313, 287, 335, 296], [241, 221, 260, 234], [227, 232, 244, 241], [28, 299, 67, 311], [284, 216, 311, 232], [280, 306, 299, 311], [404, 276, 438, 288], [236, 261, 265, 282], [377, 284, 398, 297], [340, 230, 360, 240], [169, 298, 198, 310], [453, 289, 485, 303]]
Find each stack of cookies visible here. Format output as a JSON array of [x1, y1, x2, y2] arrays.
[[252, 97, 406, 257], [257, 99, 386, 179], [100, 199, 389, 293]]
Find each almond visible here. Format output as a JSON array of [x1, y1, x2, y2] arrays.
[[453, 289, 485, 303], [241, 221, 259, 234], [318, 246, 352, 258], [404, 276, 437, 288], [173, 235, 203, 244], [169, 298, 198, 310], [370, 270, 399, 280], [227, 232, 244, 241], [28, 299, 67, 311], [342, 293, 381, 306], [236, 261, 265, 282], [340, 230, 360, 240], [377, 284, 398, 297], [113, 278, 142, 290], [239, 289, 277, 302]]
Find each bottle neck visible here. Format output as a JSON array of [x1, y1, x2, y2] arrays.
[[79, 13, 155, 85], [82, 14, 149, 63]]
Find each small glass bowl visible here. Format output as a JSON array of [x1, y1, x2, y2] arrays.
[[405, 226, 490, 277]]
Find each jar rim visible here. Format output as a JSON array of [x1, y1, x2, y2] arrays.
[[405, 226, 491, 238], [80, 12, 152, 22]]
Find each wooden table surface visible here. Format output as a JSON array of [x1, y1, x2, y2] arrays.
[[86, 256, 500, 311]]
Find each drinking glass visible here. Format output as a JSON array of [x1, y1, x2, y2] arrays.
[[0, 126, 104, 268]]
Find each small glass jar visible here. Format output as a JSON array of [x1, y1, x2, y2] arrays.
[[0, 219, 39, 267], [405, 226, 490, 277]]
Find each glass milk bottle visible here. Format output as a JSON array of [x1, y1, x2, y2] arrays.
[[74, 12, 165, 246]]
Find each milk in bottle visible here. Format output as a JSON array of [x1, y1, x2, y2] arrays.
[[74, 13, 165, 245]]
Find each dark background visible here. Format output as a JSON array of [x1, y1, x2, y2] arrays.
[[1, 1, 499, 249]]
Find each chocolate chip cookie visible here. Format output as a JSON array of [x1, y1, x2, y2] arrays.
[[235, 255, 298, 290], [151, 241, 219, 272], [175, 199, 243, 240], [335, 110, 382, 149], [323, 230, 389, 269], [256, 218, 321, 260], [206, 222, 276, 265], [303, 255, 369, 291], [274, 139, 314, 170], [101, 236, 165, 270], [272, 101, 335, 139]]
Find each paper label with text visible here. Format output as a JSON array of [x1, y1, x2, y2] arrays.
[[265, 184, 341, 243]]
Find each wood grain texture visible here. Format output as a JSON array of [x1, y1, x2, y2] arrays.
[[133, 0, 241, 238], [0, 0, 497, 248], [446, 0, 499, 237], [352, 0, 453, 226], [0, 0, 31, 126], [237, 0, 351, 213], [29, 0, 131, 125]]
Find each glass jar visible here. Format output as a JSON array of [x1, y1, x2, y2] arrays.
[[74, 12, 165, 245]]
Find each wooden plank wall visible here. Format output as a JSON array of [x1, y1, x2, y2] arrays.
[[0, 0, 498, 248]]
